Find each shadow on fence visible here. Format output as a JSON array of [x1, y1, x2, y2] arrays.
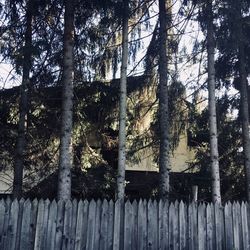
[[0, 198, 249, 249]]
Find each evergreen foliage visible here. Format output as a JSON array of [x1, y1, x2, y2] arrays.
[[0, 0, 250, 201]]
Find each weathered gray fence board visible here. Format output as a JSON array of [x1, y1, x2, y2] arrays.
[[2, 198, 11, 250], [71, 199, 78, 250], [62, 200, 73, 250], [159, 200, 169, 250], [124, 201, 133, 250], [99, 199, 109, 250], [41, 199, 50, 250], [107, 200, 114, 250], [113, 199, 121, 250], [131, 200, 138, 250], [179, 201, 186, 250], [214, 202, 222, 250], [34, 199, 45, 250], [29, 199, 38, 249], [225, 202, 234, 250], [74, 200, 84, 250], [0, 199, 250, 250], [46, 200, 57, 250], [74, 199, 89, 250], [20, 199, 31, 250], [147, 200, 158, 250], [7, 199, 19, 250], [86, 199, 96, 250], [93, 200, 101, 250], [237, 202, 243, 250], [0, 199, 6, 247], [188, 202, 198, 250], [138, 199, 147, 250], [15, 198, 24, 249], [198, 203, 206, 250], [206, 204, 213, 250], [241, 202, 249, 250], [169, 202, 178, 250], [55, 200, 64, 250], [82, 200, 89, 250]]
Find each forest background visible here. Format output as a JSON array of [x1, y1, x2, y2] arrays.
[[0, 0, 250, 203]]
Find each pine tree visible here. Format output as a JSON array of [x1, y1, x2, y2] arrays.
[[116, 0, 129, 201], [158, 0, 172, 200], [207, 0, 221, 203], [57, 0, 75, 200], [236, 0, 250, 201], [13, 0, 33, 198]]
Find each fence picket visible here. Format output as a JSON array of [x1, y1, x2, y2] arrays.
[[138, 199, 147, 250], [100, 199, 109, 250], [29, 199, 38, 249], [179, 201, 186, 250], [147, 200, 158, 250], [158, 200, 168, 250], [71, 199, 78, 249], [206, 204, 213, 250], [107, 200, 114, 250], [15, 198, 24, 249], [74, 200, 84, 250], [0, 199, 6, 247], [55, 200, 65, 250], [188, 202, 198, 250], [20, 199, 32, 250], [241, 202, 249, 250], [198, 203, 206, 250], [113, 199, 123, 250], [132, 200, 138, 250], [94, 199, 102, 250], [34, 199, 45, 250], [62, 200, 73, 250], [7, 199, 19, 250], [86, 199, 96, 250], [41, 199, 50, 250], [2, 198, 11, 250], [169, 202, 177, 250], [232, 202, 242, 250], [124, 201, 133, 250], [237, 202, 243, 250], [46, 200, 57, 250], [224, 202, 233, 250]]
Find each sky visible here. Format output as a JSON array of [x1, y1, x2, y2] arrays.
[[0, 63, 21, 89], [0, 0, 202, 90], [0, 0, 238, 105]]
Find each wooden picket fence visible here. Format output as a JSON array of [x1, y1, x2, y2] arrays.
[[0, 198, 249, 250]]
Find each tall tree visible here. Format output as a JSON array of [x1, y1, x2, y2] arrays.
[[207, 0, 221, 203], [116, 0, 129, 200], [158, 0, 171, 200], [13, 0, 33, 198], [236, 0, 250, 201], [57, 0, 75, 200]]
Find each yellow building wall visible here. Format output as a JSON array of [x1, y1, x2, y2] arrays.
[[126, 131, 195, 172]]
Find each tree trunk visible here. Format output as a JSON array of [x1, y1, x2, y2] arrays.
[[158, 0, 171, 200], [207, 0, 221, 203], [236, 2, 250, 201], [116, 0, 129, 201], [13, 0, 33, 199], [57, 0, 75, 201]]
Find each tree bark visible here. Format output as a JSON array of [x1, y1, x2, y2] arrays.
[[236, 2, 250, 201], [207, 0, 221, 203], [116, 0, 129, 201], [158, 0, 171, 200], [13, 0, 33, 199], [57, 0, 75, 201]]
